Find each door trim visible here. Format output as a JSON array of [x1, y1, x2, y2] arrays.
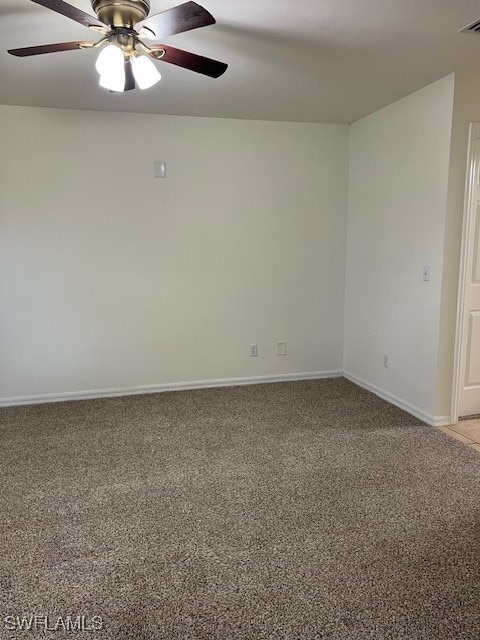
[[452, 122, 480, 424]]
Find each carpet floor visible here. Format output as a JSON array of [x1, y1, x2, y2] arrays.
[[0, 378, 479, 639]]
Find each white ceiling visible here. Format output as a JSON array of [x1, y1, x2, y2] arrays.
[[2, 0, 480, 124]]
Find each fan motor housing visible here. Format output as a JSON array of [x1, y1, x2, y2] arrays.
[[91, 0, 150, 28]]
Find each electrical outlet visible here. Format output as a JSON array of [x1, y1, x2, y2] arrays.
[[250, 344, 258, 357], [277, 341, 287, 356], [383, 353, 390, 368]]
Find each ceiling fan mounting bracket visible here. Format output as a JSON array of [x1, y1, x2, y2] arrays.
[[91, 0, 150, 28]]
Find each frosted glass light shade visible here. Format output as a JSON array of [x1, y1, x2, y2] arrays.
[[131, 54, 161, 90], [96, 45, 125, 93]]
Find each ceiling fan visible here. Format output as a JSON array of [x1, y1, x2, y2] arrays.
[[8, 0, 228, 92]]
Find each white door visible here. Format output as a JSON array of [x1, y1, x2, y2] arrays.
[[457, 124, 480, 417]]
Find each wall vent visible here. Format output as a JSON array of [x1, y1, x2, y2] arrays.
[[459, 18, 480, 34]]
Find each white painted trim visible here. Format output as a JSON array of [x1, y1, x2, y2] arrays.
[[343, 371, 452, 427], [432, 415, 455, 428], [452, 123, 480, 424], [0, 370, 343, 408]]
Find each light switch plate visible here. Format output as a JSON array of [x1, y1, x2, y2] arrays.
[[277, 341, 287, 356], [154, 160, 166, 178]]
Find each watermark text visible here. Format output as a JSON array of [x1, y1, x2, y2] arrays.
[[4, 614, 103, 632]]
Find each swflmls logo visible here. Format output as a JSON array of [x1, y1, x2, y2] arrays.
[[4, 614, 103, 632]]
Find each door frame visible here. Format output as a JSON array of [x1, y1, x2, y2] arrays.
[[452, 122, 480, 424]]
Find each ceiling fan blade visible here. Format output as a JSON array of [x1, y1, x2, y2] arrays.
[[30, 0, 108, 31], [150, 45, 227, 78], [136, 1, 215, 40], [8, 41, 93, 57], [124, 61, 136, 91]]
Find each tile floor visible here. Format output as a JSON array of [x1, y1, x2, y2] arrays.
[[437, 419, 480, 453]]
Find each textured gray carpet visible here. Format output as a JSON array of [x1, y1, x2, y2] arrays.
[[1, 378, 479, 640]]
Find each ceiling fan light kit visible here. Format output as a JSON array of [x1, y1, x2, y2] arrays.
[[131, 53, 162, 89], [96, 44, 126, 91], [8, 0, 228, 93]]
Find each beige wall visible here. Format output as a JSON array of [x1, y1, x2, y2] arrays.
[[344, 75, 455, 419], [0, 106, 349, 401], [1, 74, 471, 416]]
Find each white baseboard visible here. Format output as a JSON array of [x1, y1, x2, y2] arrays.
[[1, 371, 453, 426], [343, 371, 452, 427], [0, 370, 343, 408], [431, 415, 455, 427]]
